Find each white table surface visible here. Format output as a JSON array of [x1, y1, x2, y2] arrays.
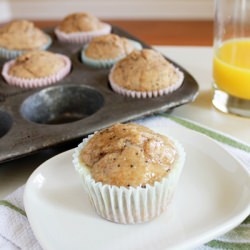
[[0, 46, 250, 199]]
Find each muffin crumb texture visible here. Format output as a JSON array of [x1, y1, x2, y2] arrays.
[[85, 34, 135, 59], [111, 49, 181, 91], [0, 20, 49, 50], [58, 12, 105, 33], [8, 51, 66, 79], [80, 123, 178, 187]]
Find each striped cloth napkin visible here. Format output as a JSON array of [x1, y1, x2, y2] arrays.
[[0, 115, 249, 250]]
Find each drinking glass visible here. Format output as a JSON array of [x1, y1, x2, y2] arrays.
[[212, 0, 250, 117]]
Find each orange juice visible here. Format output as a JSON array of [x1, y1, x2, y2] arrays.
[[213, 39, 250, 100]]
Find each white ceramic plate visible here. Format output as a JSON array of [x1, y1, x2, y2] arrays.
[[24, 122, 250, 250]]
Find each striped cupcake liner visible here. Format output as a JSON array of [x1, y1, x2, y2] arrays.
[[54, 23, 112, 44], [73, 133, 185, 224], [0, 34, 52, 60], [109, 63, 184, 98], [2, 54, 71, 88], [81, 40, 143, 68]]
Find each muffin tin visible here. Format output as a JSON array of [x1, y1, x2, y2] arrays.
[[0, 26, 199, 163]]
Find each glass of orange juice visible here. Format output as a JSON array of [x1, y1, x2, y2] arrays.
[[213, 0, 250, 117]]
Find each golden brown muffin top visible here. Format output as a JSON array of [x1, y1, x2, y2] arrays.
[[80, 123, 178, 187], [110, 49, 180, 91], [8, 51, 66, 79], [58, 12, 105, 33], [0, 20, 49, 50], [85, 34, 135, 60]]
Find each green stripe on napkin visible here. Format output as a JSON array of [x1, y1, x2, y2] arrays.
[[243, 216, 250, 224], [207, 238, 250, 250], [161, 114, 250, 153], [203, 218, 250, 248], [0, 200, 26, 217], [213, 216, 250, 246]]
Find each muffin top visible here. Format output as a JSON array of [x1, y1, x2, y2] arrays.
[[110, 49, 180, 91], [58, 12, 106, 33], [8, 51, 66, 79], [0, 20, 49, 50], [85, 34, 135, 60], [80, 123, 178, 187]]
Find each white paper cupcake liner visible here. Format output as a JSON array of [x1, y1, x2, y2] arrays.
[[2, 54, 71, 88], [81, 40, 143, 69], [109, 63, 184, 98], [54, 23, 112, 44], [73, 133, 185, 224], [0, 35, 52, 60]]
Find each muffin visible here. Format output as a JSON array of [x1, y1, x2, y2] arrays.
[[0, 20, 52, 59], [2, 50, 71, 88], [73, 123, 185, 224], [109, 49, 184, 98], [81, 34, 142, 68], [55, 12, 111, 44]]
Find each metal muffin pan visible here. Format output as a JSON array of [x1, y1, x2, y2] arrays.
[[0, 26, 199, 163]]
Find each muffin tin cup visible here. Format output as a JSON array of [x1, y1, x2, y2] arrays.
[[2, 54, 71, 88], [0, 34, 52, 59], [81, 39, 143, 69], [54, 23, 112, 44], [109, 63, 185, 98], [73, 134, 186, 224], [20, 85, 104, 125], [0, 111, 12, 138]]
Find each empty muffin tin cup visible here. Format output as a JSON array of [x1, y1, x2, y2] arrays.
[[0, 111, 12, 138], [20, 85, 104, 125]]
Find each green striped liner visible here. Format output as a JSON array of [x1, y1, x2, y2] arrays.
[[0, 200, 26, 217], [81, 39, 142, 68]]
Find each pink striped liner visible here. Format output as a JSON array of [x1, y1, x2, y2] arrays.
[[109, 63, 184, 98], [54, 23, 111, 44], [2, 54, 71, 88]]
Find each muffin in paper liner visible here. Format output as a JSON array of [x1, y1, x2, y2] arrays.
[[54, 24, 111, 44], [109, 63, 184, 99], [0, 34, 52, 60], [108, 48, 185, 98], [2, 54, 71, 88], [73, 133, 185, 224], [81, 39, 143, 69]]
